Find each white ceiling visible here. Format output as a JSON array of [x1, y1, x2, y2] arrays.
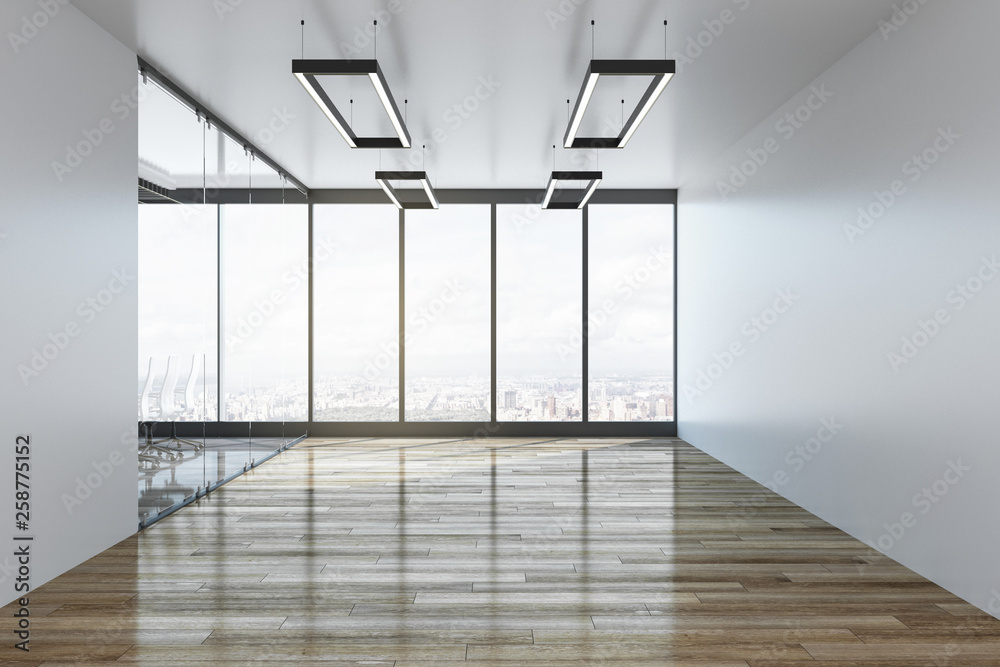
[[73, 0, 899, 191]]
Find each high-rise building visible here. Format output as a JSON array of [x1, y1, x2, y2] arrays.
[[503, 390, 517, 409]]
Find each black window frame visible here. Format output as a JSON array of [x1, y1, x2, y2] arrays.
[[149, 187, 677, 439]]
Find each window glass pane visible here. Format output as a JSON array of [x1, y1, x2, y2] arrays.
[[313, 205, 399, 421], [221, 204, 308, 421], [405, 205, 491, 421], [588, 204, 674, 422], [138, 204, 218, 421], [497, 205, 582, 421]]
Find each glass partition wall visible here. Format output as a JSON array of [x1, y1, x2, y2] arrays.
[[138, 204, 215, 525], [137, 70, 307, 528], [138, 201, 310, 527]]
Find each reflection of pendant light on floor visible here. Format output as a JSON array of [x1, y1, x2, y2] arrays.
[[293, 20, 411, 148]]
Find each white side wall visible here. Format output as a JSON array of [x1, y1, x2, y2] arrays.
[[1, 0, 137, 604], [679, 0, 1000, 616]]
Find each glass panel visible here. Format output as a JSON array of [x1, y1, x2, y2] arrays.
[[588, 204, 675, 422], [496, 205, 583, 421], [405, 205, 491, 421], [138, 204, 218, 422], [313, 205, 400, 421], [221, 204, 309, 421]]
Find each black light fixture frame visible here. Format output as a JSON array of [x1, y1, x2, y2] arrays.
[[293, 59, 412, 149], [375, 171, 439, 209], [564, 60, 675, 149], [542, 171, 603, 210]]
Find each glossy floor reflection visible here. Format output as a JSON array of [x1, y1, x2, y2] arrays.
[[138, 436, 296, 525], [4, 437, 1000, 665]]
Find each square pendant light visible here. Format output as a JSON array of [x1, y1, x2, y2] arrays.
[[375, 171, 439, 209], [293, 59, 411, 149], [564, 60, 675, 149], [542, 171, 602, 210]]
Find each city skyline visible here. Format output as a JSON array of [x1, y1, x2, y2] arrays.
[[142, 373, 674, 424]]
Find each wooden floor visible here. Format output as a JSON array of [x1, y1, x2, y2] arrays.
[[3, 437, 999, 665]]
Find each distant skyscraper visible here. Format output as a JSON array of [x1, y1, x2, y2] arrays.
[[503, 390, 517, 409], [547, 396, 556, 418]]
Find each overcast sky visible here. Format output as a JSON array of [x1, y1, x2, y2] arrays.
[[139, 203, 674, 388]]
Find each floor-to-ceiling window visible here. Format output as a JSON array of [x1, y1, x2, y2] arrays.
[[496, 205, 583, 422], [138, 195, 675, 433], [405, 205, 492, 421], [588, 204, 675, 422], [313, 204, 400, 421]]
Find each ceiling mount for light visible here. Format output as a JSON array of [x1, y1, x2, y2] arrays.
[[542, 171, 602, 210], [376, 171, 439, 209], [293, 59, 411, 149], [563, 60, 675, 149]]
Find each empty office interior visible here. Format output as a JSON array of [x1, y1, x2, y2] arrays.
[[3, 0, 1000, 662]]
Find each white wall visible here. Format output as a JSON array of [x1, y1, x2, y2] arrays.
[[1, 0, 137, 604], [679, 0, 1000, 617]]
